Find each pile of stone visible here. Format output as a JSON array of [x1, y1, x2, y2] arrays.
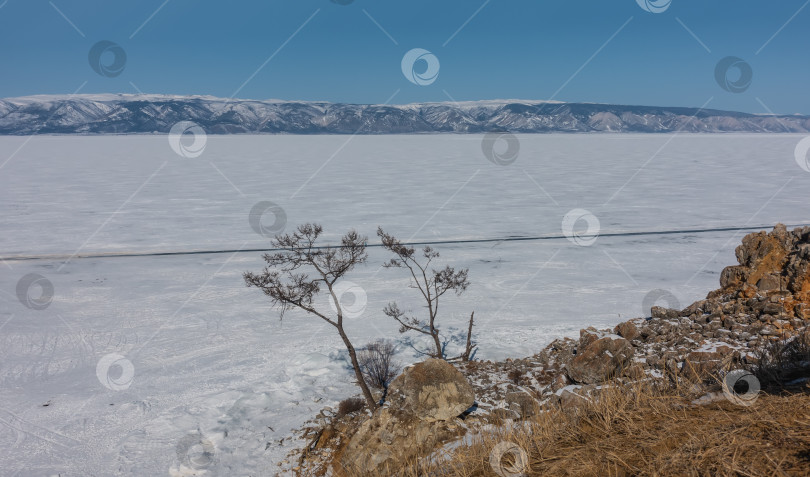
[[460, 224, 810, 414]]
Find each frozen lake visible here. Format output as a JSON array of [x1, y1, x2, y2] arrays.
[[1, 133, 809, 475]]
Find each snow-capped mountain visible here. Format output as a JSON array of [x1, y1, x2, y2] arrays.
[[1, 94, 808, 134]]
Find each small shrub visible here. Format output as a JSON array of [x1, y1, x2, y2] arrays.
[[750, 326, 810, 390], [337, 397, 365, 417], [377, 227, 472, 359], [358, 339, 402, 390]]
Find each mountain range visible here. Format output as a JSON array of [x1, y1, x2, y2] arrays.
[[1, 94, 808, 135]]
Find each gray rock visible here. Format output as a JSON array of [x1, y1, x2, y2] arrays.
[[506, 391, 539, 419]]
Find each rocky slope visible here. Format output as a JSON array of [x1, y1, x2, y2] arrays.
[[2, 94, 809, 135], [461, 224, 810, 413], [294, 224, 810, 475]]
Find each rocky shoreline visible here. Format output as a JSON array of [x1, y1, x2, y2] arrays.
[[292, 224, 810, 475]]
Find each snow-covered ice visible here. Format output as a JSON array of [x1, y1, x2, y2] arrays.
[[1, 133, 809, 475]]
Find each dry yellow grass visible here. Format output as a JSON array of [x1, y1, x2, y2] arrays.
[[388, 380, 810, 477]]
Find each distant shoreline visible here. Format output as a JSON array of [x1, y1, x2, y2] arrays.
[[2, 96, 808, 135]]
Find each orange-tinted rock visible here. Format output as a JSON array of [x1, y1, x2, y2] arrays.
[[578, 327, 600, 349], [615, 321, 640, 341]]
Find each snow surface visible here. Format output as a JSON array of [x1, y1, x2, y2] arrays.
[[1, 133, 809, 475]]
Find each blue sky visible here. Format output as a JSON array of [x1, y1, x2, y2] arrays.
[[1, 0, 808, 114]]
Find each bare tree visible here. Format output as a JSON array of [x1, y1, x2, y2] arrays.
[[243, 223, 377, 409], [358, 339, 402, 390], [377, 227, 473, 360]]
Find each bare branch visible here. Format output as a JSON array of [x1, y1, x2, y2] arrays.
[[383, 302, 431, 335], [377, 227, 473, 360], [244, 223, 376, 408]]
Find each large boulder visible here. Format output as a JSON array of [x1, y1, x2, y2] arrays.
[[386, 358, 475, 422], [567, 335, 634, 384], [340, 359, 474, 474], [713, 225, 810, 319], [339, 408, 460, 475], [720, 224, 794, 292]]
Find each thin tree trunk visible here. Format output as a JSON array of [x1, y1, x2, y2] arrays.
[[463, 311, 475, 361], [429, 312, 443, 359], [432, 331, 443, 359], [337, 325, 378, 409]]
